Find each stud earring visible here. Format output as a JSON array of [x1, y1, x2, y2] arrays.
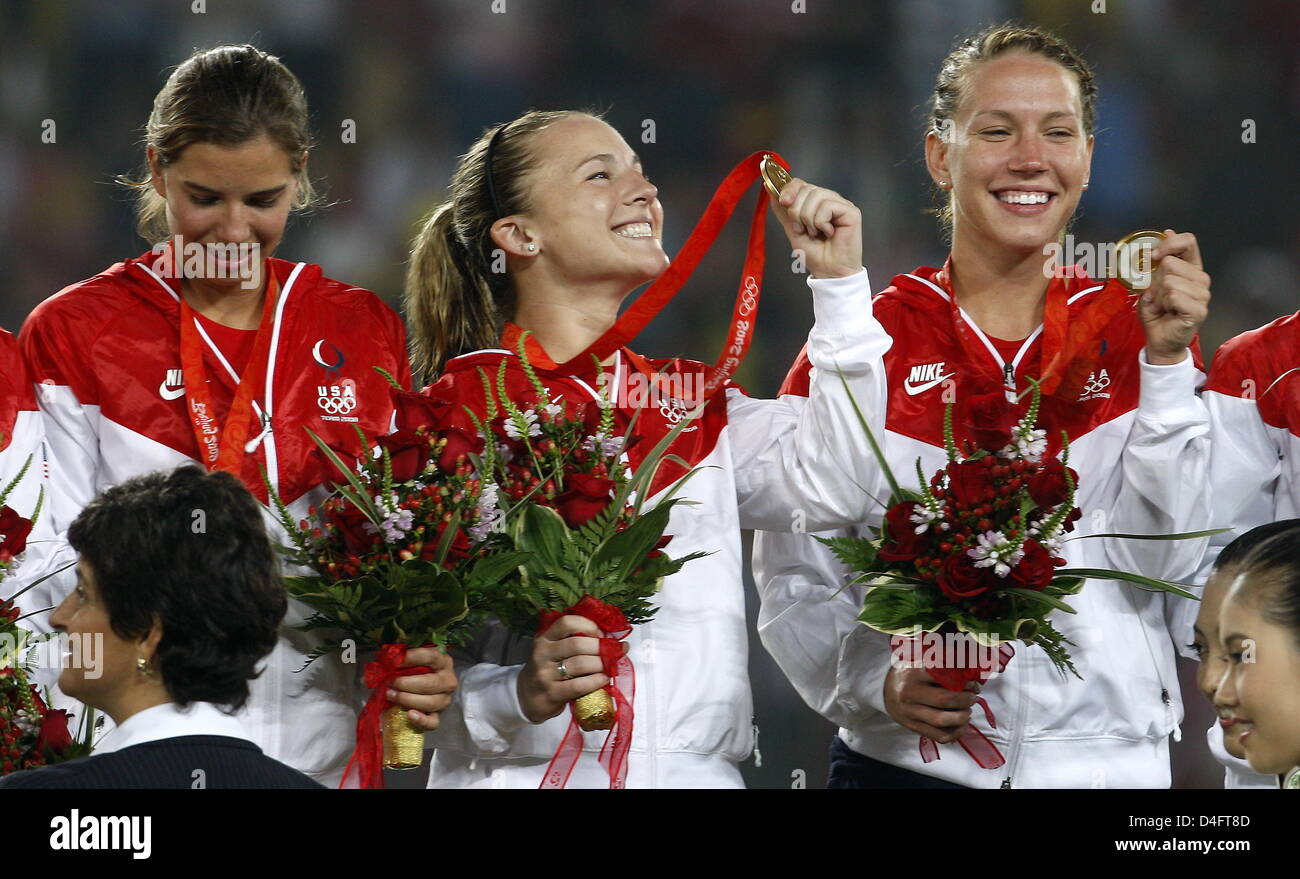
[[938, 180, 952, 190], [137, 657, 153, 677], [526, 243, 537, 252], [1081, 181, 1089, 190]]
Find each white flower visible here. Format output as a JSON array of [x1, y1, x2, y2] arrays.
[[582, 432, 625, 457], [504, 409, 540, 439], [468, 482, 501, 542], [543, 402, 564, 419], [967, 529, 1021, 578], [1013, 428, 1048, 461], [909, 504, 940, 535]]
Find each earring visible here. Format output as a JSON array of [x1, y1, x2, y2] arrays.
[[526, 243, 537, 252], [938, 180, 952, 190], [137, 657, 153, 677], [1081, 181, 1090, 190]]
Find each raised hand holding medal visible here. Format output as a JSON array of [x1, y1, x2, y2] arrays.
[[1124, 228, 1212, 365], [762, 154, 864, 280]]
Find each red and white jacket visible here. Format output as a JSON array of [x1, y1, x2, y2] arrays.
[[753, 266, 1211, 788], [421, 269, 893, 788], [0, 328, 57, 592], [1198, 311, 1300, 571], [19, 251, 411, 784]]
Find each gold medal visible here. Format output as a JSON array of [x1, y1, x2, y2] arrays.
[[1113, 229, 1166, 291], [760, 154, 792, 200]]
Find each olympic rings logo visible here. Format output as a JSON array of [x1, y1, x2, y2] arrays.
[[739, 276, 759, 317], [1081, 369, 1112, 396], [318, 395, 358, 414]]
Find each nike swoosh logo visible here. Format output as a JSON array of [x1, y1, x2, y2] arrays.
[[159, 382, 186, 401], [902, 373, 955, 396]]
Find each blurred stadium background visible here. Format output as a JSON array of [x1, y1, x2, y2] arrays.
[[2, 0, 1295, 788]]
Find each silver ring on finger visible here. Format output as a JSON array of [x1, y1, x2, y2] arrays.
[[557, 660, 573, 680]]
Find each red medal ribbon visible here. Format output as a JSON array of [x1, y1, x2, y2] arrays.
[[935, 261, 1131, 401], [340, 643, 434, 790], [178, 270, 281, 475], [537, 596, 634, 789], [891, 634, 1015, 770], [551, 151, 784, 404]]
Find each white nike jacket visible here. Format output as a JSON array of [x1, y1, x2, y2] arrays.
[[421, 269, 893, 788], [753, 266, 1211, 788]]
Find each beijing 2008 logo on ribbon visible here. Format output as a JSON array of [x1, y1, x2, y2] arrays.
[[317, 377, 359, 422]]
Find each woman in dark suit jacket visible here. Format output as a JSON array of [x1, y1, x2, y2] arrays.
[[0, 466, 323, 789]]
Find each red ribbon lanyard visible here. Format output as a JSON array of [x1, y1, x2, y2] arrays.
[[937, 262, 1130, 400], [552, 151, 785, 403], [178, 272, 280, 474]]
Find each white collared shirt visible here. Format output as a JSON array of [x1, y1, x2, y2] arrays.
[[95, 702, 254, 754]]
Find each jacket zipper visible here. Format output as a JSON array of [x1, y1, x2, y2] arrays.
[[1000, 661, 1029, 788]]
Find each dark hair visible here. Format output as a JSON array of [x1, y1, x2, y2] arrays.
[[1231, 520, 1300, 650], [120, 44, 320, 243], [1215, 519, 1300, 572], [67, 466, 286, 711], [403, 109, 596, 383], [928, 23, 1097, 229]]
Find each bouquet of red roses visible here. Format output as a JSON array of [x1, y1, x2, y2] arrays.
[[270, 374, 529, 787], [1, 454, 90, 775], [456, 337, 708, 788], [823, 380, 1206, 769]]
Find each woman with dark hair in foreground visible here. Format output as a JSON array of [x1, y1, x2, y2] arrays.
[[0, 466, 323, 789]]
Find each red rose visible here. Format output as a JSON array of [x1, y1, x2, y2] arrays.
[[437, 427, 484, 473], [877, 501, 929, 562], [937, 553, 993, 601], [945, 460, 996, 508], [393, 389, 448, 432], [1007, 540, 1054, 591], [555, 474, 616, 529], [965, 391, 1016, 452], [377, 429, 429, 483], [37, 708, 73, 754], [421, 521, 472, 567], [0, 505, 33, 560], [327, 503, 376, 554], [1061, 506, 1083, 533], [1027, 458, 1077, 509]]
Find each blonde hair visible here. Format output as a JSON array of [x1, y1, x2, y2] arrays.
[[929, 23, 1097, 230], [120, 44, 320, 244], [404, 109, 595, 383]]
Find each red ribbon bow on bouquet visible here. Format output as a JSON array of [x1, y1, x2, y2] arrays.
[[891, 634, 1015, 770], [341, 643, 433, 789], [537, 596, 635, 789]]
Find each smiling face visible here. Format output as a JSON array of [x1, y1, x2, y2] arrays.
[[1215, 577, 1300, 776], [149, 134, 301, 290], [1194, 567, 1249, 758], [509, 115, 668, 294], [927, 50, 1093, 258]]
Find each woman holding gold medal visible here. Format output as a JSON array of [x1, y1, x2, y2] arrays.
[[754, 23, 1213, 788], [406, 110, 894, 788], [19, 44, 456, 785]]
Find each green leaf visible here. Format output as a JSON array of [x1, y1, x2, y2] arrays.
[[834, 366, 901, 500], [1055, 567, 1199, 600], [1000, 587, 1078, 614], [815, 535, 879, 572], [1063, 528, 1230, 542]]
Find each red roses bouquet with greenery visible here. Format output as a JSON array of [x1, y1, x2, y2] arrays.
[[457, 337, 708, 788], [1, 453, 90, 776], [269, 373, 529, 787], [824, 380, 1206, 768]]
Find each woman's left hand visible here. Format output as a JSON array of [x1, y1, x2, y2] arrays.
[[387, 647, 459, 731], [1139, 229, 1211, 365], [769, 177, 863, 279]]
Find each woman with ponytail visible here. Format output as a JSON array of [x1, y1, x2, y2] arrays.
[[406, 110, 893, 788]]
